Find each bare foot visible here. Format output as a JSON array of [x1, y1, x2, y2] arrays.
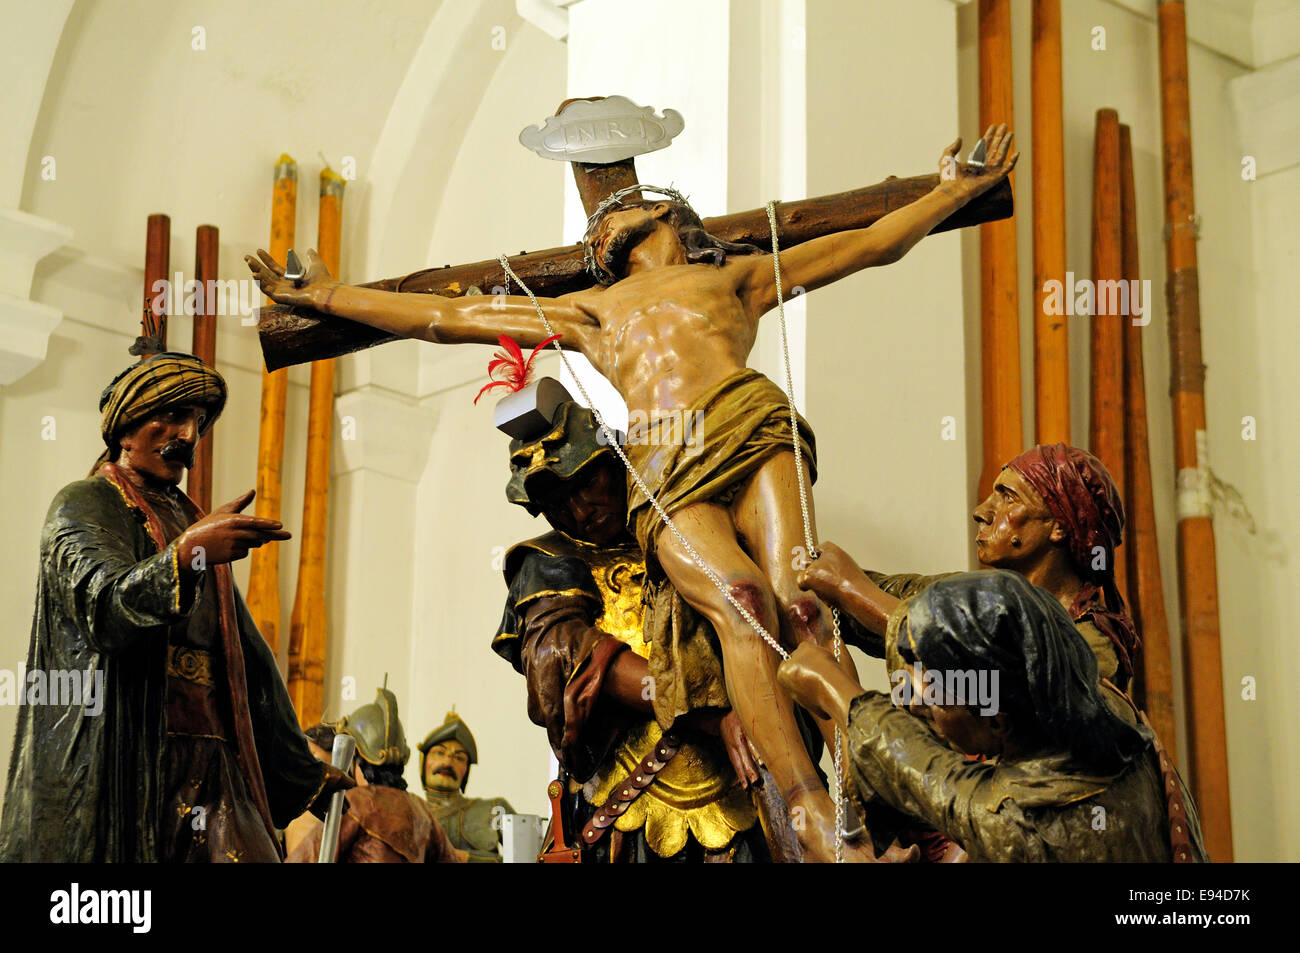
[[787, 788, 876, 863]]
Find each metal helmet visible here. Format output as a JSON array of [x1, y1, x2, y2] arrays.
[[336, 686, 410, 767], [418, 711, 479, 792], [505, 400, 620, 516]]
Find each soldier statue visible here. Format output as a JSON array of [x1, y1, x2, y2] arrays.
[[418, 712, 515, 863]]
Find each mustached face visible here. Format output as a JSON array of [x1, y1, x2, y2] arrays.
[[928, 702, 1010, 758], [423, 741, 469, 792], [160, 439, 196, 469], [117, 405, 207, 486], [596, 210, 657, 278]]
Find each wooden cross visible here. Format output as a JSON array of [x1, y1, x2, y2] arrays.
[[257, 98, 1012, 370]]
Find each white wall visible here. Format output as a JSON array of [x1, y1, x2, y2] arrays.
[[1229, 57, 1300, 860]]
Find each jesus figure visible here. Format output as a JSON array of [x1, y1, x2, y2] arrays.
[[248, 125, 1017, 862]]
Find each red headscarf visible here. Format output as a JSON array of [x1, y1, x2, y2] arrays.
[[1004, 444, 1140, 686]]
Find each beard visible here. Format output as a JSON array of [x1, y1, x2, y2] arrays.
[[160, 440, 195, 469], [598, 217, 658, 279]]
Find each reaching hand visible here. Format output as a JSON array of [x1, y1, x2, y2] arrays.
[[308, 764, 357, 821], [684, 708, 763, 791], [939, 123, 1018, 198], [176, 489, 292, 571], [244, 248, 336, 310], [879, 840, 923, 863], [719, 710, 763, 791], [794, 540, 858, 607]]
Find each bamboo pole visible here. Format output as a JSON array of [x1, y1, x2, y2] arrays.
[[1089, 108, 1127, 600], [1119, 125, 1178, 759], [135, 214, 170, 358], [1156, 0, 1232, 860], [247, 156, 297, 653], [977, 0, 1023, 498], [287, 167, 345, 727], [1031, 0, 1069, 444], [188, 224, 219, 512]]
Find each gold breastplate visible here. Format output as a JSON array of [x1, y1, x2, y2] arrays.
[[581, 543, 756, 856]]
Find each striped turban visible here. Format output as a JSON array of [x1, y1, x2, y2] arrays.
[[94, 352, 226, 471]]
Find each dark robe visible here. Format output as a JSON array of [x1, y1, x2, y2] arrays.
[[0, 472, 327, 862]]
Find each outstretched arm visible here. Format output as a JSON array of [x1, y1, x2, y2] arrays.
[[739, 125, 1018, 315], [246, 249, 598, 353], [795, 541, 900, 638]]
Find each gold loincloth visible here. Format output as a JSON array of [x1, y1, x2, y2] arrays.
[[625, 368, 817, 564], [623, 368, 817, 728]]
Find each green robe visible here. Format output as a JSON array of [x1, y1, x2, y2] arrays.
[[0, 476, 326, 862], [845, 692, 1206, 862]]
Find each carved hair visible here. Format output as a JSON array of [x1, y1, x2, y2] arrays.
[[359, 761, 408, 791], [304, 723, 336, 751], [582, 184, 762, 285]]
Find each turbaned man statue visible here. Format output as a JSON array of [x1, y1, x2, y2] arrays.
[[0, 352, 350, 862], [248, 125, 1019, 862]]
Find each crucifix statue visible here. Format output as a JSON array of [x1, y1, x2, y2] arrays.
[[247, 97, 1018, 862]]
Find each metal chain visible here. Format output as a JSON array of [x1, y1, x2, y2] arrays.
[[764, 202, 816, 559], [496, 256, 789, 661], [831, 607, 846, 865], [764, 201, 846, 864]]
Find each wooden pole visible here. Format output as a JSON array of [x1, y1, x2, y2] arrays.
[[135, 214, 170, 358], [1089, 108, 1127, 600], [257, 173, 1014, 371], [1031, 0, 1069, 444], [1119, 124, 1178, 760], [188, 224, 219, 512], [977, 0, 1023, 498], [287, 167, 345, 727], [1156, 0, 1232, 860], [247, 155, 297, 653]]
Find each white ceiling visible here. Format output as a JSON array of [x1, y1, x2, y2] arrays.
[[21, 0, 448, 275]]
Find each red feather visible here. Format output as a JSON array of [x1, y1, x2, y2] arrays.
[[528, 334, 563, 367], [473, 380, 512, 405], [499, 335, 525, 367], [472, 333, 563, 405]]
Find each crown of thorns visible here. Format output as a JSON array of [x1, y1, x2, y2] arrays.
[[581, 183, 693, 283]]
